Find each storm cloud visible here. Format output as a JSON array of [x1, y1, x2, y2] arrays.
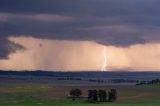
[[0, 0, 160, 58], [0, 37, 24, 59]]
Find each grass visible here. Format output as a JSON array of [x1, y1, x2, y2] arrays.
[[0, 85, 160, 106]]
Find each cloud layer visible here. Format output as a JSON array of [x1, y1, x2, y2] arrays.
[[0, 0, 160, 59]]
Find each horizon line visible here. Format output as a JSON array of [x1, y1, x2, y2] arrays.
[[0, 70, 160, 73]]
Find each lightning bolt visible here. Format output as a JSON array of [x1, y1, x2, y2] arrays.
[[101, 46, 107, 71]]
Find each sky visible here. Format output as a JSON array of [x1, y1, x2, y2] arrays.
[[0, 0, 160, 71]]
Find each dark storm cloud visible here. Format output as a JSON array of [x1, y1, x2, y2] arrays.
[[0, 37, 24, 59], [0, 0, 160, 16], [0, 0, 160, 58]]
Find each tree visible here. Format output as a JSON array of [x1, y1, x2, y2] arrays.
[[88, 90, 93, 102], [98, 90, 107, 102], [70, 89, 82, 101], [93, 90, 98, 102], [88, 90, 98, 103], [108, 89, 117, 102]]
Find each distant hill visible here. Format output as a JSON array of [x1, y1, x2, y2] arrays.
[[0, 70, 160, 85], [0, 70, 160, 79]]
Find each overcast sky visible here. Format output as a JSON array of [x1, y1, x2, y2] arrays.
[[0, 0, 160, 71]]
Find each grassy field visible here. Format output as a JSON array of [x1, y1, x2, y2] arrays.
[[0, 85, 160, 106]]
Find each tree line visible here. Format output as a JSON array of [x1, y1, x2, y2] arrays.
[[69, 88, 117, 103], [136, 79, 160, 85]]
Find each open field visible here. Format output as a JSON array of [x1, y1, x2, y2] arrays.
[[0, 85, 160, 106]]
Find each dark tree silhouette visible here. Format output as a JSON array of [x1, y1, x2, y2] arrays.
[[98, 90, 107, 102], [88, 90, 93, 102], [108, 89, 117, 102], [70, 89, 82, 101], [93, 90, 98, 102], [88, 90, 98, 103]]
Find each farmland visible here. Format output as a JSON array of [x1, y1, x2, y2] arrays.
[[0, 71, 160, 106], [0, 85, 160, 106]]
